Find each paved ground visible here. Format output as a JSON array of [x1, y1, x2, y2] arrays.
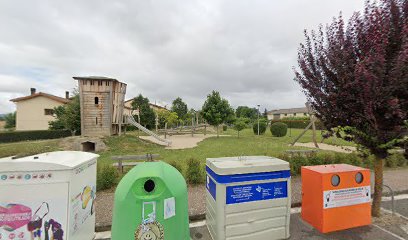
[[97, 209, 408, 240], [293, 142, 356, 153], [139, 134, 228, 149], [95, 168, 408, 230]]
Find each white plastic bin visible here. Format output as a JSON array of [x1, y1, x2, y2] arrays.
[[0, 151, 98, 240], [206, 156, 291, 240]]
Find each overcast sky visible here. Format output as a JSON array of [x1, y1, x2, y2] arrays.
[[0, 0, 365, 114]]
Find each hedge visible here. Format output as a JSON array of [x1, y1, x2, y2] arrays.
[[270, 119, 325, 130], [0, 130, 73, 143]]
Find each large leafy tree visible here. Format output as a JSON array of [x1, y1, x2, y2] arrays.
[[49, 95, 81, 135], [294, 0, 408, 216], [236, 106, 258, 121], [202, 91, 234, 137], [157, 109, 178, 128], [4, 112, 16, 129], [131, 94, 156, 130], [171, 97, 188, 121]]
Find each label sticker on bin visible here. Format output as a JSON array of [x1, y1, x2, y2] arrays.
[[206, 175, 216, 200], [226, 181, 287, 204], [323, 186, 371, 209]]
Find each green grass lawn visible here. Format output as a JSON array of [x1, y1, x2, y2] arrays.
[[0, 128, 353, 164]]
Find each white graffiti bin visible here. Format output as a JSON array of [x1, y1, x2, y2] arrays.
[[0, 151, 98, 240], [205, 156, 291, 240]]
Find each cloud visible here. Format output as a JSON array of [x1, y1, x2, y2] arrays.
[[0, 0, 364, 114]]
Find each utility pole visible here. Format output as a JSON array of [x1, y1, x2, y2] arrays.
[[257, 104, 260, 135]]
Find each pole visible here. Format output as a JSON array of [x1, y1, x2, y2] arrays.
[[257, 104, 260, 135]]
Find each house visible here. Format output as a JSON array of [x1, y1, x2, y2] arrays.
[[124, 99, 168, 113], [10, 88, 70, 131], [267, 107, 310, 120]]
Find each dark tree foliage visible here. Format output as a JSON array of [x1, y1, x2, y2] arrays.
[[236, 106, 258, 120], [131, 94, 156, 130], [294, 0, 408, 216], [171, 97, 188, 121], [263, 108, 268, 119], [202, 91, 234, 137], [4, 112, 16, 129], [49, 95, 80, 135]]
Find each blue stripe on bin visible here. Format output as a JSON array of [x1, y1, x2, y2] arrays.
[[205, 166, 290, 184]]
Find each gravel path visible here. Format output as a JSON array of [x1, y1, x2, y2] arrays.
[[140, 134, 228, 149], [95, 168, 408, 230], [294, 142, 356, 153]]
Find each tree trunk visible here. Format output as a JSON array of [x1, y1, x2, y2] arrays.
[[238, 130, 240, 138], [216, 125, 219, 138], [372, 157, 384, 217]]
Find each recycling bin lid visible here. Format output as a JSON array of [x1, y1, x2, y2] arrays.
[[303, 164, 368, 174], [0, 151, 99, 171], [206, 156, 289, 175]]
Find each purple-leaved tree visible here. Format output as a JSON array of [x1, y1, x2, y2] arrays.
[[294, 0, 408, 216]]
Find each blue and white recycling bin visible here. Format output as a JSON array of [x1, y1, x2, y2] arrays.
[[206, 156, 291, 240]]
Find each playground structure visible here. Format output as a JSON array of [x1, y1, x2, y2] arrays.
[[74, 76, 127, 137], [127, 115, 171, 146], [158, 121, 209, 139], [291, 102, 319, 148]]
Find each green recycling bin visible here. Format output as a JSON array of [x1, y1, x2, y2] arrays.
[[111, 161, 190, 240]]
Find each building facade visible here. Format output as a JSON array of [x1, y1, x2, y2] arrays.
[[10, 88, 70, 131], [267, 107, 309, 120]]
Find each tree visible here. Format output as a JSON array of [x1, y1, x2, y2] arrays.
[[171, 97, 188, 121], [294, 0, 408, 216], [4, 112, 16, 129], [233, 118, 247, 138], [236, 106, 258, 121], [201, 91, 234, 137], [157, 109, 179, 128], [49, 95, 81, 134], [131, 94, 156, 130]]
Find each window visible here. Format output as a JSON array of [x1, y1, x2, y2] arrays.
[[96, 117, 98, 125], [304, 113, 307, 116], [284, 113, 287, 116], [106, 81, 110, 86], [294, 113, 297, 116], [95, 97, 99, 105], [90, 80, 94, 85], [98, 81, 103, 86], [44, 109, 54, 116]]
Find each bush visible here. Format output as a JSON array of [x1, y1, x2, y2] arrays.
[[270, 122, 288, 137], [223, 125, 228, 131], [97, 164, 118, 191], [0, 130, 73, 143], [185, 158, 205, 184], [289, 156, 309, 175], [169, 160, 183, 174], [386, 153, 406, 168], [252, 120, 267, 135]]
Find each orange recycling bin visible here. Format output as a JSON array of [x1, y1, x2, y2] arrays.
[[301, 164, 371, 233]]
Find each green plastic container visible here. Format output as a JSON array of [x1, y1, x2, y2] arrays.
[[111, 161, 190, 240]]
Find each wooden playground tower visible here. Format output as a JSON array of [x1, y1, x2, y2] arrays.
[[74, 76, 127, 137]]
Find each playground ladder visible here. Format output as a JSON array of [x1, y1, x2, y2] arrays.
[[127, 116, 172, 146]]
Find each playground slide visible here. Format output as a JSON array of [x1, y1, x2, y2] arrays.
[[127, 116, 172, 146]]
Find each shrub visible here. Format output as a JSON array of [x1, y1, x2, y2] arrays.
[[185, 158, 205, 184], [97, 164, 118, 191], [169, 160, 184, 174], [222, 125, 228, 131], [289, 156, 309, 175], [252, 120, 267, 135], [270, 122, 288, 137], [0, 130, 73, 143], [386, 153, 406, 168]]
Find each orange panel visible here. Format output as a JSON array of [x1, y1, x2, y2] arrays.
[[301, 164, 371, 233]]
